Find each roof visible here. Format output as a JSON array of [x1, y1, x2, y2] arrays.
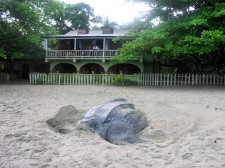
[[46, 29, 133, 39]]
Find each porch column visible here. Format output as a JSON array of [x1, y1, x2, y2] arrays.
[[74, 38, 76, 57], [74, 38, 76, 50], [103, 38, 105, 58]]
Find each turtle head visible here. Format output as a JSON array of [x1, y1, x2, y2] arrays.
[[80, 117, 102, 132]]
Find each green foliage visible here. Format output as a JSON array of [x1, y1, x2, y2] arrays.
[[116, 1, 225, 73], [124, 79, 138, 86], [111, 75, 138, 86], [0, 48, 6, 59], [0, 0, 57, 60], [0, 0, 97, 61], [36, 78, 45, 85], [60, 2, 96, 33], [102, 17, 119, 29], [112, 75, 122, 86], [91, 16, 119, 30]]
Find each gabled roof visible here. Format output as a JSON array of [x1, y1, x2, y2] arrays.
[[46, 29, 133, 39]]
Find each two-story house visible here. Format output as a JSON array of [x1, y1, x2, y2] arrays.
[[45, 27, 155, 75]]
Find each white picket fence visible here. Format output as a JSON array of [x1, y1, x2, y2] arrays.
[[138, 73, 225, 86], [29, 73, 225, 86], [29, 73, 118, 85], [0, 72, 9, 83]]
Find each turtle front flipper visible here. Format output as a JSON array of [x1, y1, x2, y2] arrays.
[[102, 120, 146, 145]]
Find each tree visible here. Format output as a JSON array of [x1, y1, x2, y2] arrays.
[[90, 17, 119, 30], [46, 2, 96, 34], [0, 0, 97, 61], [0, 0, 57, 60], [115, 0, 225, 73]]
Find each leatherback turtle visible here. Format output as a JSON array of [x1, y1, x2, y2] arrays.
[[77, 98, 149, 145]]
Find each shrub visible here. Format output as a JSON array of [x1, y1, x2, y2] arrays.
[[36, 78, 45, 85], [124, 79, 138, 86], [112, 75, 122, 86]]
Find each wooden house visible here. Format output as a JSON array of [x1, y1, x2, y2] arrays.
[[45, 27, 155, 74]]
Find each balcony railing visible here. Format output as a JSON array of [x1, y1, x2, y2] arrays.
[[46, 50, 119, 58]]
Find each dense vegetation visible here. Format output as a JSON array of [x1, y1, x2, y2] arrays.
[[0, 0, 97, 60], [115, 0, 225, 73]]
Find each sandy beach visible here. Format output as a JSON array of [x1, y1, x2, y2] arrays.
[[0, 84, 225, 168]]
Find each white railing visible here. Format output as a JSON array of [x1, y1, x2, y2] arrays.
[[138, 73, 225, 86], [0, 72, 9, 83], [46, 50, 118, 58], [29, 73, 225, 87], [104, 50, 119, 57]]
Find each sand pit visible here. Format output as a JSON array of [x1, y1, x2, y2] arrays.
[[0, 85, 225, 167]]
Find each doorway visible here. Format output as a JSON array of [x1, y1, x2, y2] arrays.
[[21, 64, 30, 79]]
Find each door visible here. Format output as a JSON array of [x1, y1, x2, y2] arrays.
[[21, 64, 30, 79]]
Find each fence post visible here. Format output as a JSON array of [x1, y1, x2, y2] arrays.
[[151, 73, 154, 86], [174, 74, 176, 86], [191, 74, 194, 86], [109, 74, 112, 85], [34, 73, 37, 84], [63, 74, 65, 85], [158, 73, 161, 86], [66, 74, 69, 85], [47, 73, 49, 85], [198, 74, 201, 86], [147, 73, 150, 86], [82, 74, 84, 85], [67, 74, 69, 85], [145, 73, 147, 86], [29, 73, 31, 83], [209, 74, 212, 86], [177, 74, 179, 86], [83, 75, 86, 85], [188, 74, 191, 86], [167, 74, 170, 86], [75, 73, 78, 85], [143, 73, 145, 86], [213, 74, 216, 86], [54, 73, 56, 85], [91, 74, 94, 85], [102, 74, 104, 85], [79, 74, 82, 85]]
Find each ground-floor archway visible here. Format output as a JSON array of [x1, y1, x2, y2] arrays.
[[80, 63, 104, 74], [52, 63, 76, 73], [49, 60, 144, 74], [108, 63, 141, 74]]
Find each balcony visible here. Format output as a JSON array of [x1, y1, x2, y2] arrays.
[[46, 50, 119, 59]]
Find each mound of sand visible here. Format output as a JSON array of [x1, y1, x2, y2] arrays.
[[0, 85, 225, 167]]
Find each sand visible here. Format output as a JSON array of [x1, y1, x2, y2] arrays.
[[0, 84, 225, 168]]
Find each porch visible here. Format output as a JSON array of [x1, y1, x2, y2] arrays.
[[44, 29, 128, 60]]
